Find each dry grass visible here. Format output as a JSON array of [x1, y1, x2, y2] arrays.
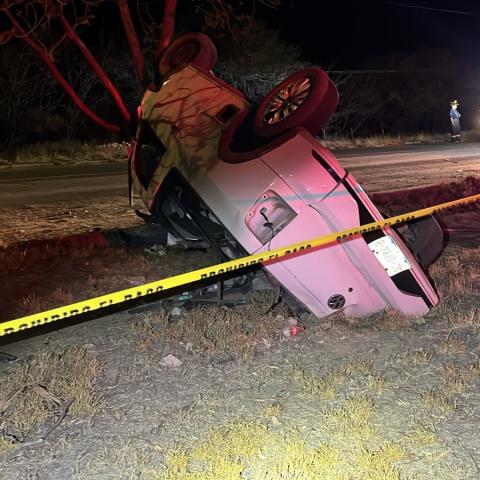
[[93, 393, 457, 480], [138, 292, 282, 361], [15, 288, 75, 320], [464, 361, 480, 381], [434, 305, 479, 328], [79, 352, 471, 480], [323, 396, 376, 440], [0, 438, 15, 451], [85, 437, 160, 480], [152, 425, 411, 480], [427, 246, 480, 327], [440, 364, 467, 395], [322, 132, 445, 150], [366, 375, 388, 394], [439, 361, 480, 394], [253, 436, 343, 480], [367, 308, 420, 331], [403, 348, 433, 366], [413, 358, 480, 419], [354, 443, 407, 480], [0, 196, 141, 245], [321, 129, 480, 150], [292, 364, 348, 399], [429, 248, 480, 302], [292, 359, 373, 400], [435, 335, 467, 355], [404, 422, 439, 447], [153, 424, 346, 480], [421, 389, 457, 415], [193, 421, 268, 462], [0, 346, 101, 446], [100, 438, 152, 478], [2, 141, 128, 165], [342, 359, 372, 376], [159, 422, 270, 480], [134, 317, 158, 352], [262, 403, 283, 420]]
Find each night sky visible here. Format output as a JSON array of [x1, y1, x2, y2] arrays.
[[2, 0, 479, 136], [263, 0, 480, 69]]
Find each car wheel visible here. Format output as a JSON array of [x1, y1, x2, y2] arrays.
[[158, 33, 217, 76], [253, 67, 338, 138]]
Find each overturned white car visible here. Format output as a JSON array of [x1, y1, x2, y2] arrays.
[[130, 33, 444, 319]]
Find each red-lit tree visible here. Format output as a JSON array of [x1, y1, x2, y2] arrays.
[[0, 0, 282, 136]]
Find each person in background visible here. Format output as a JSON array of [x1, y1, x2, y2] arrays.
[[449, 99, 461, 142]]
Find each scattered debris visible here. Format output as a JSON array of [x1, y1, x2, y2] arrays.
[[144, 244, 166, 256], [125, 276, 146, 286], [169, 306, 183, 318], [0, 345, 100, 451], [0, 384, 72, 446], [160, 354, 183, 368], [0, 352, 16, 363], [280, 316, 305, 338]]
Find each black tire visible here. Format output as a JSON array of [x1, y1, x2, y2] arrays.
[[218, 110, 306, 164], [253, 67, 338, 138], [158, 33, 217, 77], [394, 214, 445, 268]]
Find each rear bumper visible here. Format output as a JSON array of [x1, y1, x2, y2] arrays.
[[256, 204, 436, 319]]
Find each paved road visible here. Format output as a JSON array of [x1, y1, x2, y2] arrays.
[[1, 142, 479, 207], [0, 162, 127, 207], [337, 142, 480, 192]]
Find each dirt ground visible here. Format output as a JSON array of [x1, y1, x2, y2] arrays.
[[0, 176, 480, 479], [1, 241, 480, 480], [0, 194, 142, 246]]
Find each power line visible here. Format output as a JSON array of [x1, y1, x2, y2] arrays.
[[326, 69, 441, 74], [381, 1, 479, 16]]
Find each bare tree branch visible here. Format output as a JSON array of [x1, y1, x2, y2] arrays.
[[2, 4, 122, 133], [155, 0, 177, 61], [117, 0, 145, 84], [59, 11, 132, 124]]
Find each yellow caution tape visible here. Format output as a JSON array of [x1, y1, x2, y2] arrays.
[[1, 192, 479, 337]]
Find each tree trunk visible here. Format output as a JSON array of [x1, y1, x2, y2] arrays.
[[156, 0, 177, 61], [59, 13, 132, 125], [117, 0, 145, 85], [3, 11, 122, 133]]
